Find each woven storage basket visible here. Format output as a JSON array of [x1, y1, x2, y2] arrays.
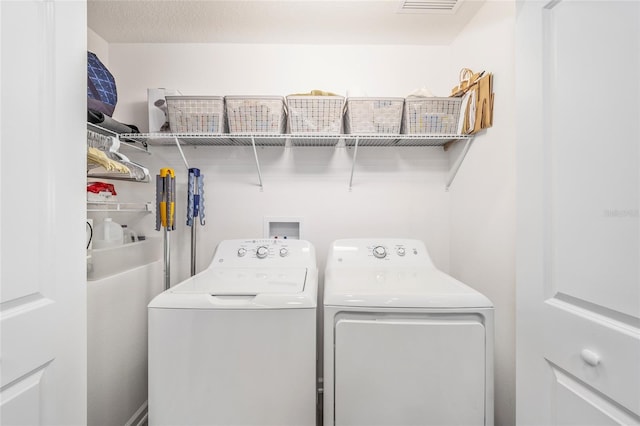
[[344, 97, 404, 134], [225, 96, 286, 133], [166, 96, 225, 133], [402, 97, 462, 134], [286, 95, 345, 133]]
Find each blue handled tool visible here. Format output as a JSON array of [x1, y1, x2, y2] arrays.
[[187, 168, 205, 227], [187, 168, 205, 276]]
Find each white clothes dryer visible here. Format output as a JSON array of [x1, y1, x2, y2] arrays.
[[148, 239, 318, 426], [323, 239, 494, 426]]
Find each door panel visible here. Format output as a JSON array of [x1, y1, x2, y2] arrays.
[[551, 365, 638, 426], [516, 0, 640, 425], [546, 0, 639, 318], [0, 370, 45, 426], [1, 299, 55, 386], [543, 300, 640, 413], [0, 1, 86, 424], [0, 0, 46, 304]]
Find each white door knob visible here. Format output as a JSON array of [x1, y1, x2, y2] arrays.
[[581, 349, 601, 367]]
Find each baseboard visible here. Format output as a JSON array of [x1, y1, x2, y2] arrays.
[[125, 400, 148, 426]]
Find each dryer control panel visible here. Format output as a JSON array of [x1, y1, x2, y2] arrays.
[[211, 239, 317, 268], [327, 238, 434, 267]]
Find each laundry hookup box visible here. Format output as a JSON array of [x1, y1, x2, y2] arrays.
[[225, 96, 287, 133]]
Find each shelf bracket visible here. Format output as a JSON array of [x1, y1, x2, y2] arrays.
[[348, 136, 359, 191], [174, 136, 190, 170], [445, 137, 474, 191], [251, 136, 264, 190]]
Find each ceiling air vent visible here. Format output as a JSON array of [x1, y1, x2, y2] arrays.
[[398, 0, 463, 14]]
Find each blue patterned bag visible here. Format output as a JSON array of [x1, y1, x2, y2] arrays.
[[87, 51, 117, 116]]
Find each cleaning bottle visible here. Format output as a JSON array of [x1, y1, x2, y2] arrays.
[[93, 217, 124, 249]]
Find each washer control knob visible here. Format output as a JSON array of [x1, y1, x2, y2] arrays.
[[237, 248, 247, 257], [256, 246, 269, 259], [397, 247, 406, 256], [373, 246, 387, 259], [279, 248, 289, 257]]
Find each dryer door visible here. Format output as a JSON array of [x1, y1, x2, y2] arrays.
[[334, 316, 486, 426]]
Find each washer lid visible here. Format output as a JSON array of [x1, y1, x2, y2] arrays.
[[323, 267, 493, 308], [171, 267, 307, 295], [148, 266, 317, 310]]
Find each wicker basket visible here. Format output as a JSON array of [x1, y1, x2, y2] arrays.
[[344, 97, 404, 134], [286, 95, 345, 133], [402, 97, 462, 134], [225, 96, 286, 133], [166, 96, 225, 133]]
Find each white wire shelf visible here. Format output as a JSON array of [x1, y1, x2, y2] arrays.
[[87, 123, 150, 154], [117, 132, 474, 191], [344, 134, 469, 147], [121, 133, 286, 147], [87, 201, 153, 213], [120, 132, 471, 148]]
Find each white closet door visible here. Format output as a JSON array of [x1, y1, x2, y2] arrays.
[[0, 1, 86, 424], [334, 318, 485, 426], [516, 0, 640, 425]]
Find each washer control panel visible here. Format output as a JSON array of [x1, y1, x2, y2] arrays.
[[367, 243, 414, 260], [213, 239, 316, 267], [329, 239, 432, 267]]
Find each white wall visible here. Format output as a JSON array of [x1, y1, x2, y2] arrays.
[[449, 1, 516, 425], [124, 145, 451, 282], [88, 28, 109, 65]]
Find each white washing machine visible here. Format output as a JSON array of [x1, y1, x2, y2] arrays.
[[148, 239, 318, 426], [323, 239, 494, 426]]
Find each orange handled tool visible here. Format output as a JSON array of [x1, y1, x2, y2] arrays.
[[156, 168, 175, 290], [156, 168, 175, 231]]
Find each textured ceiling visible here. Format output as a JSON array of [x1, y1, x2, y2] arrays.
[[88, 0, 485, 45]]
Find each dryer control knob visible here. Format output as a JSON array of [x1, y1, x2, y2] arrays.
[[279, 248, 289, 257], [237, 248, 247, 257], [373, 246, 387, 259], [397, 247, 406, 256], [256, 246, 269, 259]]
